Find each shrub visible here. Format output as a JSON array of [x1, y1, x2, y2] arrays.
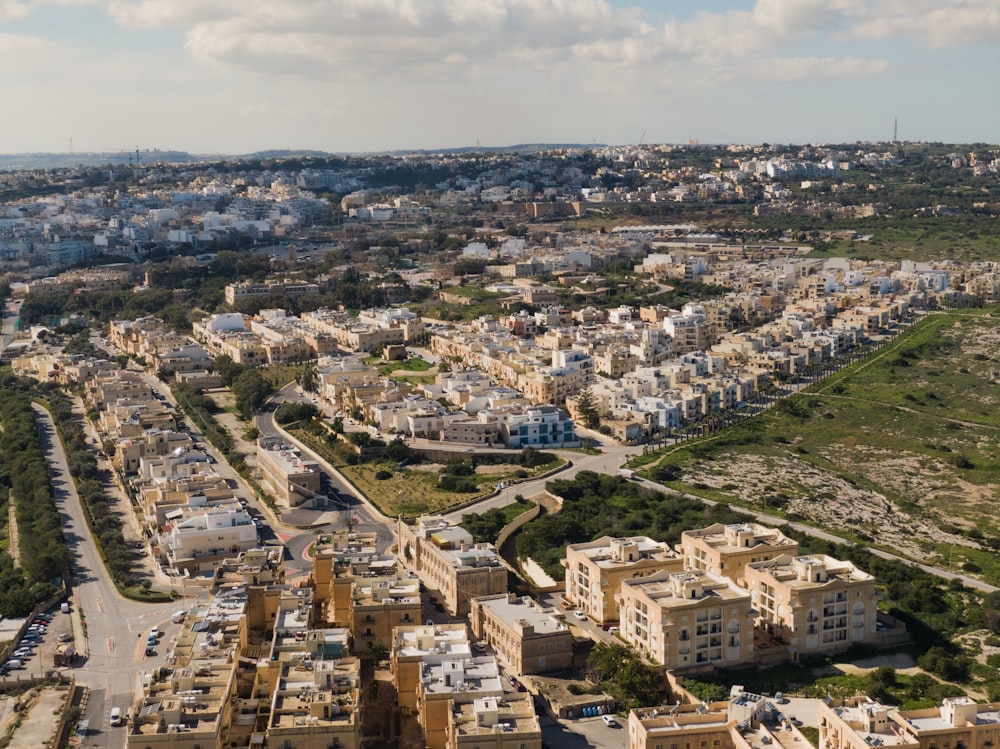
[[375, 469, 393, 480]]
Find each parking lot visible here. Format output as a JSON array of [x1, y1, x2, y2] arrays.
[[2, 606, 75, 675]]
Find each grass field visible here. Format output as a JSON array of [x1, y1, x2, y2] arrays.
[[643, 307, 1000, 582], [331, 453, 563, 518]]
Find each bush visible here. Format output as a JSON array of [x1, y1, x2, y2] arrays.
[[375, 469, 393, 480]]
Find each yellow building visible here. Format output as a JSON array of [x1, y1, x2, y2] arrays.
[[563, 535, 684, 623], [819, 697, 1000, 749], [617, 569, 755, 670], [681, 523, 799, 585], [744, 554, 878, 658], [448, 694, 542, 749], [392, 623, 472, 713], [256, 435, 323, 508], [397, 517, 508, 616], [628, 701, 759, 749], [416, 655, 505, 749], [350, 575, 422, 655], [469, 593, 573, 675]]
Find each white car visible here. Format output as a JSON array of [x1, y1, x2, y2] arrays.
[[602, 715, 617, 727], [572, 610, 587, 621]]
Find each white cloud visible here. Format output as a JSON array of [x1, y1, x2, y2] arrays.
[[850, 0, 1000, 47], [0, 0, 31, 22]]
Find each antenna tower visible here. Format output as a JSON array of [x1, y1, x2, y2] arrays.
[[893, 117, 898, 144]]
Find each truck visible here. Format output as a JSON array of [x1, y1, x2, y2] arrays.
[[53, 642, 75, 666], [617, 468, 636, 480]]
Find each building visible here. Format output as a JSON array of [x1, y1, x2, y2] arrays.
[[681, 523, 799, 586], [448, 694, 542, 749], [161, 507, 257, 575], [628, 700, 757, 749], [349, 575, 422, 655], [397, 517, 508, 617], [469, 593, 573, 674], [563, 536, 684, 624], [617, 569, 755, 670], [257, 435, 322, 508], [743, 554, 878, 658], [819, 697, 1000, 749], [502, 405, 579, 449], [415, 655, 505, 749], [392, 623, 472, 713]]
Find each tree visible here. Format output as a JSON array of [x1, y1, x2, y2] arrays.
[[231, 369, 272, 419], [576, 388, 600, 429]]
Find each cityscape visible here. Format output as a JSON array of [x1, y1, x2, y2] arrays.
[[0, 138, 999, 749]]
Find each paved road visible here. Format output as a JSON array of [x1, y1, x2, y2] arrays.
[[34, 404, 180, 749], [256, 383, 396, 556]]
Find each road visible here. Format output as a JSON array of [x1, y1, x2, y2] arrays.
[[256, 383, 396, 556], [33, 404, 180, 749]]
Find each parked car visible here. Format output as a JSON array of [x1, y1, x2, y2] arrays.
[[110, 707, 123, 727], [602, 715, 618, 727], [572, 610, 586, 621], [58, 633, 73, 642]]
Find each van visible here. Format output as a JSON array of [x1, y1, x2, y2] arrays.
[[172, 610, 186, 624], [61, 602, 70, 614], [110, 707, 122, 727]]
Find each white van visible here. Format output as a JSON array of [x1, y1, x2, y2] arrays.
[[110, 707, 123, 727], [172, 610, 186, 624], [61, 602, 70, 614]]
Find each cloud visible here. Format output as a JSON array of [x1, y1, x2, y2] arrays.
[[850, 0, 1000, 47], [77, 0, 1000, 91], [0, 0, 31, 22]]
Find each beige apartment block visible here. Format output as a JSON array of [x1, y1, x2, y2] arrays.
[[392, 623, 472, 713], [681, 523, 799, 585], [397, 517, 508, 616], [469, 593, 573, 675], [265, 656, 361, 749], [416, 655, 504, 749], [628, 702, 753, 749], [618, 569, 755, 670], [744, 554, 878, 658], [448, 694, 542, 749], [563, 536, 685, 624], [819, 697, 1000, 749], [128, 588, 247, 749], [257, 435, 322, 508], [350, 575, 422, 655]]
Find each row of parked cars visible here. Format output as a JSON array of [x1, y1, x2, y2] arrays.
[[4, 612, 56, 671]]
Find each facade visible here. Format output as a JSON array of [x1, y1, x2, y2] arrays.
[[257, 435, 322, 508], [349, 575, 422, 655], [469, 593, 573, 675], [681, 523, 799, 585], [563, 536, 684, 624], [617, 569, 755, 670], [398, 517, 508, 616], [743, 554, 878, 658]]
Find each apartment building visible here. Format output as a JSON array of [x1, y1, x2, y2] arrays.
[[416, 655, 504, 749], [681, 523, 799, 585], [161, 506, 257, 575], [224, 279, 320, 305], [397, 517, 508, 616], [469, 593, 573, 675], [563, 536, 684, 623], [127, 588, 247, 749], [663, 304, 716, 354], [628, 701, 754, 749], [501, 405, 579, 448], [392, 623, 472, 713], [213, 547, 286, 591], [819, 697, 1000, 749], [350, 575, 422, 655], [618, 569, 755, 670], [265, 656, 361, 749], [743, 554, 878, 658], [116, 429, 193, 474], [448, 694, 542, 749], [257, 435, 322, 508]]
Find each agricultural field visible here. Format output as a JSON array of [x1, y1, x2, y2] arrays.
[[644, 308, 1000, 582]]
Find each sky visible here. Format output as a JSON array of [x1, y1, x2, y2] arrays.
[[0, 0, 998, 155]]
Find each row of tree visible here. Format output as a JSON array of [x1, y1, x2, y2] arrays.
[[0, 388, 70, 615]]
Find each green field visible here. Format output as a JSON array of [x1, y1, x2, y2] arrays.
[[644, 308, 1000, 581], [339, 457, 562, 518]]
